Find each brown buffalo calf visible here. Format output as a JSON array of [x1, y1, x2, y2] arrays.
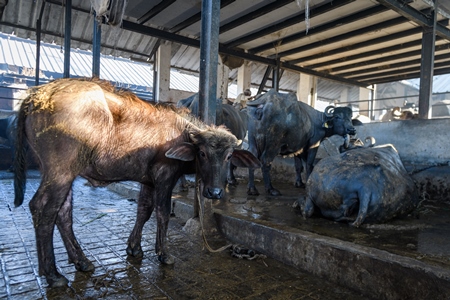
[[13, 78, 260, 287]]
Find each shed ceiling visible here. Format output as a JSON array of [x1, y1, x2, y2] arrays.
[[0, 0, 449, 91]]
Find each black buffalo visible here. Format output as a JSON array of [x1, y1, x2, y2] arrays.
[[0, 111, 18, 170], [300, 144, 419, 227], [177, 93, 248, 185], [246, 89, 356, 196], [14, 78, 260, 287]]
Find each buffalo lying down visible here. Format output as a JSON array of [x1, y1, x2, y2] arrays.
[[13, 78, 260, 287], [300, 144, 419, 227], [246, 89, 356, 196]]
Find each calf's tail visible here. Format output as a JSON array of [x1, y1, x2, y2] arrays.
[[14, 100, 29, 207]]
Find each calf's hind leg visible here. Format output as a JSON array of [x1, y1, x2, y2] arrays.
[[29, 179, 74, 287], [56, 188, 94, 273]]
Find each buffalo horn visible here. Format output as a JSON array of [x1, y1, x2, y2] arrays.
[[324, 106, 335, 117]]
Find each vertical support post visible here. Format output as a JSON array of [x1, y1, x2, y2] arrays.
[[272, 58, 280, 91], [418, 0, 437, 119], [156, 42, 172, 102], [198, 0, 220, 126], [35, 20, 42, 86], [35, 1, 46, 86], [92, 14, 101, 77], [63, 0, 72, 78], [237, 61, 251, 95], [153, 48, 159, 102], [194, 0, 220, 222]]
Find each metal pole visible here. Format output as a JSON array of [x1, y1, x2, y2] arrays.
[[198, 0, 220, 125], [195, 0, 220, 220], [35, 1, 46, 86], [63, 0, 72, 78], [153, 47, 159, 102], [418, 0, 437, 119], [272, 59, 280, 91], [92, 13, 101, 77]]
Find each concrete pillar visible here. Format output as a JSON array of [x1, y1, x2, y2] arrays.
[[340, 87, 349, 104], [237, 61, 251, 95], [297, 73, 316, 106], [359, 87, 371, 117], [156, 41, 171, 102], [217, 56, 229, 100]]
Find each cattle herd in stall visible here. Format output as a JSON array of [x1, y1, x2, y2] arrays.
[[9, 78, 420, 287]]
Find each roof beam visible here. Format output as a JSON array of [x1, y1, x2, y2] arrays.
[[284, 17, 415, 62], [352, 60, 450, 82], [149, 0, 235, 59], [0, 21, 153, 60], [249, 4, 389, 54], [330, 41, 449, 74], [138, 0, 177, 24], [367, 67, 450, 85], [119, 20, 368, 87], [288, 27, 423, 65], [336, 52, 450, 77], [219, 0, 293, 34], [224, 0, 355, 48], [375, 0, 450, 41]]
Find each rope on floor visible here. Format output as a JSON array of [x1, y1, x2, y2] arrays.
[[196, 181, 267, 262]]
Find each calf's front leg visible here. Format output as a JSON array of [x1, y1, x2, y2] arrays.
[[127, 184, 154, 258]]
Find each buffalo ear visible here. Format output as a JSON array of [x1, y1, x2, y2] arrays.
[[231, 149, 261, 168], [165, 143, 196, 161]]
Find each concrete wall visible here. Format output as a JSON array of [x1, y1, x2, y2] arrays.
[[354, 118, 450, 165]]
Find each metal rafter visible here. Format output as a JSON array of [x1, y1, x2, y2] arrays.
[[376, 0, 450, 41], [224, 0, 355, 48], [330, 42, 450, 75], [288, 26, 424, 65], [138, 0, 177, 24], [249, 4, 389, 54]]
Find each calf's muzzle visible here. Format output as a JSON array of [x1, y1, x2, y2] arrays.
[[204, 187, 224, 199]]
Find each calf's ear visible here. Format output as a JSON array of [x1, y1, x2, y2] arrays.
[[231, 149, 261, 168], [166, 143, 196, 161]]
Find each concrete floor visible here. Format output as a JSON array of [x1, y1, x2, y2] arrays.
[[0, 171, 366, 300], [110, 174, 450, 300]]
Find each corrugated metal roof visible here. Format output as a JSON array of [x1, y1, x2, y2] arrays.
[[1, 0, 449, 89], [0, 32, 203, 95]]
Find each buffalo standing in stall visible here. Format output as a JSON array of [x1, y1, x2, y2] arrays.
[[246, 89, 356, 196], [0, 111, 17, 170], [300, 144, 419, 227], [177, 93, 248, 185], [13, 78, 260, 287]]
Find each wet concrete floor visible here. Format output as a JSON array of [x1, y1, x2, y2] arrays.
[[0, 170, 367, 299], [172, 175, 450, 271], [111, 174, 450, 299]]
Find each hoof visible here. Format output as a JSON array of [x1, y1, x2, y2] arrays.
[[295, 181, 305, 188], [227, 179, 238, 186], [267, 188, 282, 196], [158, 254, 174, 265], [46, 273, 69, 288], [74, 259, 95, 272], [126, 244, 144, 258], [247, 187, 260, 196]]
